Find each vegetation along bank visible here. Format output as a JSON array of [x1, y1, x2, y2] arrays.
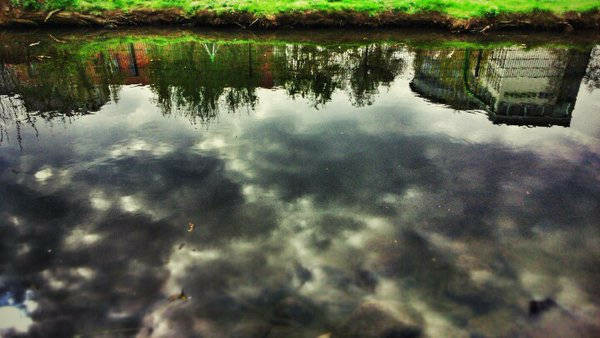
[[1, 0, 600, 32]]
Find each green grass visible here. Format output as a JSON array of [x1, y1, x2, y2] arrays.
[[12, 0, 600, 19]]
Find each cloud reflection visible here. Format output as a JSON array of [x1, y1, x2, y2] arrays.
[[0, 36, 599, 337]]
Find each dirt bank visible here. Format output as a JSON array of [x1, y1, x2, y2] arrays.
[[1, 7, 599, 33]]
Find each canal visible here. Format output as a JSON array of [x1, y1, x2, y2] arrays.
[[1, 29, 599, 337]]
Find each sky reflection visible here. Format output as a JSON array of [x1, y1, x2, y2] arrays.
[[1, 33, 600, 337]]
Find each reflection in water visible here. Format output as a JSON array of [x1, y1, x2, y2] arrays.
[[1, 39, 598, 136], [1, 34, 600, 337], [411, 47, 592, 127], [0, 41, 405, 122], [0, 40, 411, 147]]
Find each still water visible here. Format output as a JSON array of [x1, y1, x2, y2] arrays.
[[1, 30, 600, 337]]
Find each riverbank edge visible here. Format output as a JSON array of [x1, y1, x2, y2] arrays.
[[1, 9, 600, 33]]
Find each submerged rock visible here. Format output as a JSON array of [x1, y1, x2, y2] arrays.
[[521, 306, 600, 337], [529, 298, 557, 317]]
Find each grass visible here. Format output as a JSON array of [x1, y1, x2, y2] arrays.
[[12, 0, 600, 19]]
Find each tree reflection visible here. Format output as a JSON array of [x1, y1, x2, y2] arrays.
[[146, 42, 261, 122], [271, 44, 345, 107], [0, 40, 408, 126], [0, 37, 598, 146], [350, 44, 405, 106]]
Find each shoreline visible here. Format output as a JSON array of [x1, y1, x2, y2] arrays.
[[1, 9, 599, 33]]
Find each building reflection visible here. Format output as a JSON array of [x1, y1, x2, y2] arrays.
[[410, 50, 481, 110], [411, 47, 592, 127], [97, 42, 151, 85]]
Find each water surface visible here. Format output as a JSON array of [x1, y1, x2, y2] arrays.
[[1, 30, 600, 337]]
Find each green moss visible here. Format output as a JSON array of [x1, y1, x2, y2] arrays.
[[16, 0, 600, 18]]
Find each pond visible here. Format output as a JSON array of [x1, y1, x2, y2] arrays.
[[1, 29, 599, 337]]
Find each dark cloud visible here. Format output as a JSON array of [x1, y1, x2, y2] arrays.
[[3, 110, 600, 336], [240, 118, 444, 213], [3, 108, 600, 336], [0, 139, 282, 337]]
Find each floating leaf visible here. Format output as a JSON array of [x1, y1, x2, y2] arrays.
[[167, 290, 188, 302]]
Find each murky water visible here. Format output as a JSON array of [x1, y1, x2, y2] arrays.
[[1, 30, 600, 337]]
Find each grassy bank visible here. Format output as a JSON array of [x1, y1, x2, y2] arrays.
[[11, 0, 600, 19], [3, 0, 600, 31]]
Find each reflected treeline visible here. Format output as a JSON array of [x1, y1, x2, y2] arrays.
[[411, 47, 594, 127], [1, 39, 599, 142], [0, 41, 406, 124], [146, 42, 406, 115], [0, 40, 408, 145], [0, 45, 120, 145], [272, 44, 405, 107]]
